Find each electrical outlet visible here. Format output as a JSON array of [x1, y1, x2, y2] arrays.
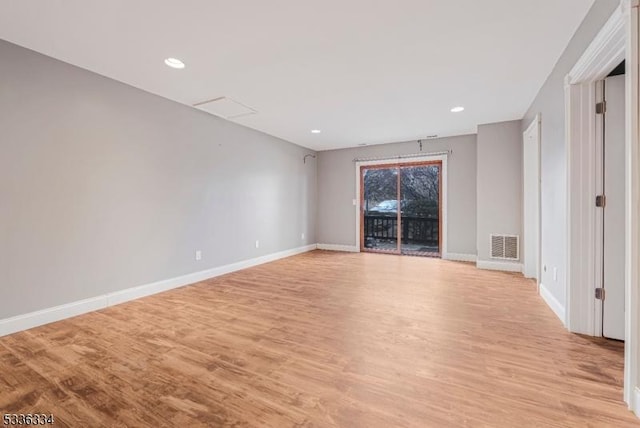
[[301, 233, 305, 240], [255, 240, 260, 248], [352, 199, 357, 206], [553, 267, 558, 281], [195, 250, 202, 261]]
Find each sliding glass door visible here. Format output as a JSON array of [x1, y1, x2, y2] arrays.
[[361, 161, 441, 257], [362, 167, 399, 252], [400, 164, 440, 255]]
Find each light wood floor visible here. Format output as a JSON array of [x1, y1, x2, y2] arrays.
[[0, 251, 637, 427]]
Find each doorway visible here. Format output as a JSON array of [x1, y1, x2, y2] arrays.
[[563, 0, 639, 410], [360, 161, 442, 257]]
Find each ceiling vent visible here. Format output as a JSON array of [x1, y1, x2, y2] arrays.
[[193, 96, 257, 119], [490, 234, 519, 260]]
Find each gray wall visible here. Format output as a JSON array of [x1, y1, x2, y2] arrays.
[[0, 40, 317, 319], [476, 120, 523, 263], [521, 0, 619, 306], [317, 135, 477, 255]]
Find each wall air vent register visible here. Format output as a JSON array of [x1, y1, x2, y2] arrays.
[[490, 234, 519, 260]]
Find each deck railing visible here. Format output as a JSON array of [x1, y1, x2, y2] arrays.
[[363, 214, 438, 246]]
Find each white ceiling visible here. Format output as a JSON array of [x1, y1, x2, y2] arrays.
[[0, 0, 594, 151]]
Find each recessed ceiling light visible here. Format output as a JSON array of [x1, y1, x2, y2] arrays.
[[450, 106, 465, 113], [164, 58, 185, 69], [311, 129, 322, 134]]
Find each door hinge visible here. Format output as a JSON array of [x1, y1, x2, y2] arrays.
[[596, 101, 606, 114], [595, 287, 605, 300], [596, 194, 606, 207]]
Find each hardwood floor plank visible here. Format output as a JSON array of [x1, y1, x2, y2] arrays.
[[0, 251, 637, 427]]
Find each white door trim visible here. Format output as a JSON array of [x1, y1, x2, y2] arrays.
[[523, 114, 541, 283], [624, 0, 639, 409], [354, 155, 448, 257], [564, 0, 639, 412]]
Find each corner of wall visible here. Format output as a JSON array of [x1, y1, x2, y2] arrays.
[[539, 282, 567, 324]]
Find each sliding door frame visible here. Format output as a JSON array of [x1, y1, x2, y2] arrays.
[[355, 154, 448, 257]]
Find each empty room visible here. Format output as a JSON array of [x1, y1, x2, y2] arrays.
[[2, 0, 640, 426]]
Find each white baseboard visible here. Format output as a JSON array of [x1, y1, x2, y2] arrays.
[[0, 244, 318, 338], [539, 283, 566, 325], [0, 295, 110, 339], [317, 243, 360, 252], [634, 387, 640, 417], [443, 252, 477, 262], [476, 260, 523, 273]]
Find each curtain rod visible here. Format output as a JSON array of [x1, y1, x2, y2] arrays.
[[352, 150, 451, 163]]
